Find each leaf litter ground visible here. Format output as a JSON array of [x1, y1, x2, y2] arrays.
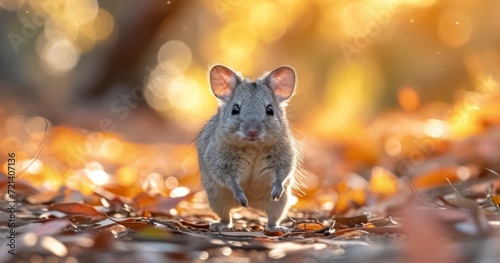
[[2, 173, 500, 263]]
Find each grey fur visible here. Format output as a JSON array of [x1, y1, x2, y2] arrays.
[[196, 65, 299, 233]]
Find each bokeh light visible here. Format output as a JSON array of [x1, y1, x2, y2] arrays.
[[40, 38, 80, 74], [438, 9, 472, 47], [65, 0, 98, 25], [158, 40, 192, 72]]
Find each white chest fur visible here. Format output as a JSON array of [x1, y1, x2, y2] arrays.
[[237, 149, 274, 194]]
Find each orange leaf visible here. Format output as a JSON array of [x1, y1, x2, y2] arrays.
[[413, 166, 478, 189], [333, 174, 368, 212], [263, 229, 285, 236], [133, 193, 159, 209], [491, 195, 500, 206], [333, 189, 366, 213], [363, 223, 375, 228], [369, 167, 398, 196], [296, 222, 325, 231]]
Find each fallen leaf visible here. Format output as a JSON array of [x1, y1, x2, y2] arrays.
[[92, 231, 115, 251], [334, 215, 368, 226], [68, 215, 106, 224], [370, 167, 399, 196], [362, 223, 375, 228], [334, 226, 402, 236], [48, 203, 106, 219], [263, 229, 285, 236], [414, 166, 479, 189], [111, 218, 154, 231], [296, 222, 325, 231], [490, 194, 500, 212], [179, 220, 210, 230]]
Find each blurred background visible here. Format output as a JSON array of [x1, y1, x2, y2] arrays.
[[1, 0, 500, 212]]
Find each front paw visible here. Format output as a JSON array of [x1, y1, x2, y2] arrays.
[[234, 190, 248, 207], [271, 183, 284, 201], [210, 222, 230, 232]]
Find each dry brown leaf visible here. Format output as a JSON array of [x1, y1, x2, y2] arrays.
[[112, 218, 154, 231], [92, 231, 115, 251], [369, 218, 395, 227], [48, 202, 106, 219], [334, 226, 402, 236], [68, 215, 105, 224], [179, 220, 210, 230], [334, 215, 368, 226]]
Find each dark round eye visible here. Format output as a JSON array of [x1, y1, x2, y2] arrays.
[[231, 104, 240, 115], [266, 105, 274, 116]]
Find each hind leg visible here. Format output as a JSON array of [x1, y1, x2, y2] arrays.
[[206, 187, 234, 232], [209, 204, 232, 232], [265, 191, 291, 233]]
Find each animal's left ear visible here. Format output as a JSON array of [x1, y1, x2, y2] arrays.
[[266, 66, 296, 103]]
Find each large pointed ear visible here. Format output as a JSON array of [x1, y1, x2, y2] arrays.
[[267, 66, 296, 103], [209, 65, 239, 101]]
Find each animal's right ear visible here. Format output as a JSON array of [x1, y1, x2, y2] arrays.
[[209, 65, 239, 101]]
